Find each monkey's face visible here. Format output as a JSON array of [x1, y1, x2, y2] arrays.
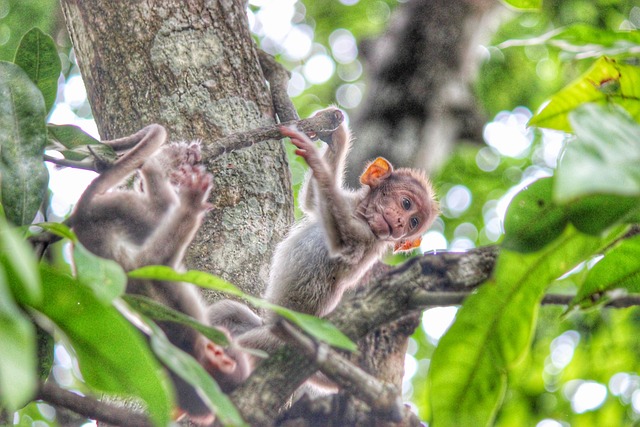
[[362, 179, 435, 243]]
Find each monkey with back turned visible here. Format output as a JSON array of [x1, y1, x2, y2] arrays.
[[69, 124, 252, 425]]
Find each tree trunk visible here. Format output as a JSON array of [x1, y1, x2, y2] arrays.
[[59, 0, 293, 300], [342, 0, 496, 403], [347, 0, 494, 186]]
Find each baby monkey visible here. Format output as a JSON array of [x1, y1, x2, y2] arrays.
[[70, 125, 249, 425], [238, 108, 439, 369], [269, 108, 439, 318]]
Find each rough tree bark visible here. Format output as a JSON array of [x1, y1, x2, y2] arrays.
[[59, 0, 293, 302]]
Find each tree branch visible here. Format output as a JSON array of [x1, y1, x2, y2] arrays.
[[201, 109, 344, 160], [36, 382, 152, 427], [257, 49, 299, 123], [232, 246, 499, 424], [275, 320, 404, 422]]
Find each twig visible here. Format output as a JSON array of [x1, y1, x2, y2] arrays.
[[201, 109, 343, 160], [258, 49, 299, 123], [36, 382, 153, 427], [275, 320, 404, 422]]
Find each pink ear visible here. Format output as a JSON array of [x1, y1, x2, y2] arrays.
[[360, 157, 393, 187], [394, 237, 421, 253]]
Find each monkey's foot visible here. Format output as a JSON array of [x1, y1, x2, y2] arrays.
[[174, 164, 214, 209], [160, 141, 203, 183]]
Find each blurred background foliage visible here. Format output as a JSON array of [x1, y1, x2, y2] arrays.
[[2, 0, 640, 425]]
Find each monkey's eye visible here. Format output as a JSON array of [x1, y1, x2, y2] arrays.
[[410, 217, 420, 230], [402, 197, 412, 210]]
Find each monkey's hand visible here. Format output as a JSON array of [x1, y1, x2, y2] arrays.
[[173, 164, 214, 211], [281, 125, 330, 180]]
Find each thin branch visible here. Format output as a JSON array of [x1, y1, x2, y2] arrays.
[[258, 49, 299, 123], [413, 290, 640, 309], [201, 108, 344, 160], [275, 320, 404, 422], [36, 382, 152, 427]]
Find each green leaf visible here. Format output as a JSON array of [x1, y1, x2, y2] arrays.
[[36, 266, 172, 427], [123, 294, 230, 345], [499, 24, 640, 59], [429, 226, 614, 427], [554, 104, 640, 202], [572, 234, 640, 308], [0, 268, 37, 411], [13, 28, 61, 114], [0, 61, 49, 226], [500, 0, 541, 10], [144, 320, 248, 427], [129, 267, 357, 352], [529, 57, 640, 131], [47, 124, 115, 162], [129, 266, 245, 297], [0, 216, 42, 306], [73, 243, 127, 303], [502, 177, 568, 252], [47, 124, 100, 148], [246, 296, 358, 352], [34, 221, 78, 242]]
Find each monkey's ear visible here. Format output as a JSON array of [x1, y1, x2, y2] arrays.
[[360, 157, 393, 187], [394, 237, 421, 253]]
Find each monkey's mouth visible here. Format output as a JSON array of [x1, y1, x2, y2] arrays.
[[368, 214, 393, 239]]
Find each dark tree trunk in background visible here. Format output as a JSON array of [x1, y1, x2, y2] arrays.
[[59, 0, 293, 301], [348, 0, 495, 186], [347, 0, 496, 403]]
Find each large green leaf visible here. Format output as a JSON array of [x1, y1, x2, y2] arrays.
[[73, 242, 127, 303], [129, 266, 357, 352], [144, 320, 248, 427], [36, 266, 172, 427], [529, 57, 640, 131], [13, 28, 61, 114], [502, 177, 568, 252], [123, 294, 230, 346], [428, 226, 615, 427], [0, 217, 42, 306], [0, 268, 37, 412], [47, 124, 115, 162], [554, 104, 640, 202], [572, 234, 640, 308], [0, 61, 49, 226]]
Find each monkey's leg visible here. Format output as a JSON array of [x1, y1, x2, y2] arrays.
[[86, 124, 168, 196], [133, 164, 213, 268]]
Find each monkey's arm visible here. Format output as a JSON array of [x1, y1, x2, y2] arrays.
[[299, 109, 351, 214], [281, 126, 372, 258]]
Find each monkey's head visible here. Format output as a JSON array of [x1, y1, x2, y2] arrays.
[[358, 157, 439, 252]]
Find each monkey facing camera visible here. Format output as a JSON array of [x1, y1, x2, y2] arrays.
[[237, 108, 439, 383], [69, 124, 249, 425]]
